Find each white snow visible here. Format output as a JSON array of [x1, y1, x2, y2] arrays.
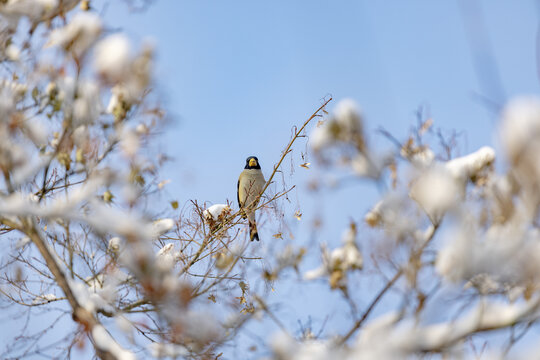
[[47, 12, 102, 57], [15, 236, 30, 249], [148, 342, 189, 358], [436, 212, 540, 294], [409, 166, 461, 220], [445, 146, 495, 182], [55, 77, 101, 126], [94, 34, 131, 82], [72, 80, 101, 125], [92, 325, 135, 360], [0, 0, 61, 23], [108, 237, 122, 252], [136, 123, 149, 135], [152, 218, 174, 237], [1, 79, 27, 99], [351, 297, 540, 358], [304, 224, 362, 286], [364, 192, 420, 241], [311, 98, 363, 151], [270, 296, 540, 359], [406, 147, 435, 167], [156, 243, 177, 270], [270, 332, 344, 360], [500, 96, 540, 162], [410, 147, 495, 220], [69, 278, 114, 315], [351, 151, 392, 179], [333, 98, 363, 134], [156, 243, 174, 257], [5, 44, 19, 61], [310, 122, 332, 153], [32, 293, 57, 304], [203, 204, 231, 221], [107, 85, 127, 115], [119, 126, 140, 157]]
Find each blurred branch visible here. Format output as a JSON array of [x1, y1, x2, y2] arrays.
[[338, 223, 439, 345], [260, 97, 332, 199]]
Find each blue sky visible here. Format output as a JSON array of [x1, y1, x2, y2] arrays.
[[98, 0, 540, 248], [98, 1, 540, 354], [102, 0, 538, 201]]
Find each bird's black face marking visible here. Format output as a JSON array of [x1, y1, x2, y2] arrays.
[[245, 156, 261, 169]]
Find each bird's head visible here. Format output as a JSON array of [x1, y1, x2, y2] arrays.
[[245, 156, 261, 169]]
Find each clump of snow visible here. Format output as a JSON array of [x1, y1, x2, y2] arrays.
[[95, 38, 154, 113], [94, 34, 131, 82], [136, 123, 149, 135], [333, 98, 363, 136], [364, 192, 421, 241], [445, 146, 495, 182], [56, 77, 101, 126], [311, 98, 391, 179], [269, 296, 540, 359], [500, 96, 540, 163], [152, 218, 174, 237], [500, 96, 540, 214], [351, 151, 392, 179], [0, 0, 64, 24], [15, 236, 30, 249], [436, 212, 540, 298], [311, 98, 363, 152], [5, 44, 19, 61], [409, 166, 461, 221], [148, 343, 189, 358], [69, 278, 115, 315], [108, 237, 122, 252], [0, 79, 43, 180], [405, 147, 435, 167], [47, 12, 102, 57], [156, 243, 174, 257], [156, 243, 180, 270], [1, 79, 27, 100], [119, 126, 140, 157], [72, 80, 101, 126], [350, 297, 540, 358], [204, 204, 231, 222], [32, 293, 57, 304], [304, 223, 362, 289], [22, 118, 48, 146], [484, 174, 517, 224], [410, 147, 495, 221], [92, 325, 135, 360], [270, 332, 344, 360], [106, 85, 130, 120], [78, 199, 157, 242]]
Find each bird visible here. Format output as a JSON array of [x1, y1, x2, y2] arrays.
[[237, 156, 266, 241]]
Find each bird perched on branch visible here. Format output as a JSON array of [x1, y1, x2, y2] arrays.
[[237, 156, 266, 241]]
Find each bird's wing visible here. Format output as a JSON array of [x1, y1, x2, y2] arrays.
[[237, 177, 242, 208]]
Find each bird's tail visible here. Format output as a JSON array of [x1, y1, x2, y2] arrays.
[[249, 220, 259, 241]]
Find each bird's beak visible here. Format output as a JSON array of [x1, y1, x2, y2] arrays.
[[249, 158, 257, 167]]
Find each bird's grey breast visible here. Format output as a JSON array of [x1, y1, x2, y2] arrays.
[[239, 169, 265, 205]]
